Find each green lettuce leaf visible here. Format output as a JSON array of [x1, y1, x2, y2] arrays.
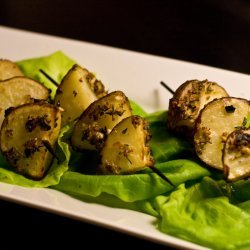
[[0, 126, 70, 188], [155, 177, 250, 250], [53, 159, 210, 202], [245, 112, 250, 128], [147, 111, 193, 163], [145, 110, 167, 123], [230, 178, 250, 202], [129, 100, 148, 117], [17, 51, 76, 98]]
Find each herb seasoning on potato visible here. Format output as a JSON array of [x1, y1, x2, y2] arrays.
[[223, 128, 250, 181], [71, 91, 132, 151], [167, 79, 228, 137], [0, 102, 62, 180], [100, 115, 153, 174], [54, 64, 107, 126], [194, 97, 250, 170]]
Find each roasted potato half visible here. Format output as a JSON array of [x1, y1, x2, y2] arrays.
[[0, 102, 61, 180], [71, 91, 132, 151], [194, 97, 250, 170], [54, 64, 107, 126], [100, 115, 153, 175], [223, 128, 250, 181], [0, 59, 23, 81], [167, 79, 229, 137], [0, 76, 50, 128]]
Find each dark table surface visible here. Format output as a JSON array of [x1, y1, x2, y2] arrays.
[[1, 0, 250, 249]]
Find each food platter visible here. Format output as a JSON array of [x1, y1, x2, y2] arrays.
[[1, 25, 250, 250]]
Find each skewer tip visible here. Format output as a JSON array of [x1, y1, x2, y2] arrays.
[[150, 165, 175, 187], [160, 81, 175, 95]]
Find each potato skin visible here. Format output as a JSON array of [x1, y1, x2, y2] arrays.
[[194, 97, 250, 170], [71, 91, 132, 151], [0, 102, 61, 180], [0, 59, 23, 81], [54, 64, 107, 126], [0, 76, 50, 128], [223, 128, 250, 181], [167, 79, 228, 138]]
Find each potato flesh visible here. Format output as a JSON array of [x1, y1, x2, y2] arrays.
[[167, 79, 228, 137], [71, 91, 132, 151], [0, 103, 61, 179], [223, 129, 250, 181], [0, 59, 23, 81], [194, 97, 249, 170], [0, 76, 49, 128], [54, 65, 106, 126], [100, 115, 153, 174]]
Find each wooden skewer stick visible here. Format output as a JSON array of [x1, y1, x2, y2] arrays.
[[42, 140, 60, 161], [160, 81, 175, 95], [39, 69, 59, 87], [150, 166, 174, 186]]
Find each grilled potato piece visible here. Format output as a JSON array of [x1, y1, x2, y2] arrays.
[[194, 97, 250, 170], [167, 79, 228, 137], [223, 128, 250, 181], [0, 59, 23, 81], [0, 76, 50, 128], [0, 102, 61, 180], [100, 115, 153, 175], [71, 91, 132, 151], [54, 64, 107, 126]]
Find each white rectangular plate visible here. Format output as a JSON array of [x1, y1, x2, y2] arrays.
[[0, 25, 249, 250]]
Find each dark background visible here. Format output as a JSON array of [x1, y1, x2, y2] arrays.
[[1, 0, 250, 74], [0, 0, 250, 249]]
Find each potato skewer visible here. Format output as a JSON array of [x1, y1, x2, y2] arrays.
[[163, 80, 250, 182], [39, 69, 173, 183]]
